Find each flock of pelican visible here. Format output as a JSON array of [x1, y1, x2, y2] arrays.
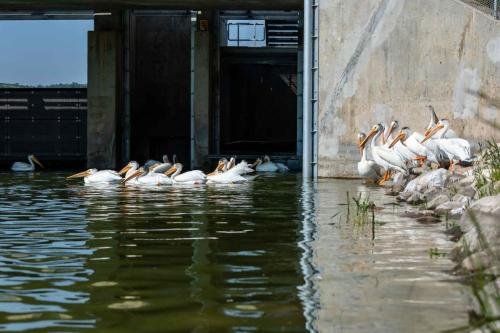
[[65, 155, 289, 186], [357, 106, 472, 184]]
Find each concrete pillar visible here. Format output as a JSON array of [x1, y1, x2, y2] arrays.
[[193, 12, 211, 169], [87, 13, 122, 169]]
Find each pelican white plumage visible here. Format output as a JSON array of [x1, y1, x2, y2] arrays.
[[165, 163, 206, 184], [357, 132, 382, 182], [388, 126, 440, 165], [118, 161, 141, 180], [255, 155, 288, 172], [67, 169, 122, 184], [11, 154, 44, 172], [207, 161, 248, 184], [360, 124, 408, 184], [122, 166, 173, 186], [422, 119, 471, 166], [144, 154, 170, 169], [384, 121, 419, 166]]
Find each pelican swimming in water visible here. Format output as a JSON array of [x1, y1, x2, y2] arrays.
[[165, 163, 206, 185], [422, 119, 471, 168], [207, 159, 248, 184], [360, 124, 408, 184], [255, 155, 289, 172], [11, 154, 44, 172], [67, 168, 122, 184], [144, 154, 170, 169], [357, 132, 383, 182], [122, 165, 173, 186]]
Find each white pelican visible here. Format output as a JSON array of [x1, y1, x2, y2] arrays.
[[11, 154, 44, 172], [384, 121, 419, 166], [389, 126, 441, 165], [122, 166, 173, 186], [255, 155, 289, 172], [118, 161, 141, 180], [165, 163, 206, 185], [422, 119, 471, 167], [207, 160, 248, 184], [227, 159, 255, 175], [424, 105, 457, 138], [360, 124, 408, 184], [357, 132, 383, 182], [67, 169, 122, 184]]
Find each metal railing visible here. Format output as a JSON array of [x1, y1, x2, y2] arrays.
[[468, 0, 500, 19]]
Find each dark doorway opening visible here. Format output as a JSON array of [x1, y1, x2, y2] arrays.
[[130, 12, 191, 165], [219, 48, 297, 155]]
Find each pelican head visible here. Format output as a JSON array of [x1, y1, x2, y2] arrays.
[[422, 119, 448, 143], [424, 105, 439, 135], [388, 126, 410, 148], [122, 167, 145, 183], [29, 155, 44, 168], [359, 124, 382, 149], [207, 160, 225, 176], [357, 132, 366, 152], [118, 161, 139, 175], [263, 155, 271, 163], [227, 157, 236, 170], [165, 163, 183, 177], [162, 155, 170, 163], [251, 158, 262, 168], [67, 168, 97, 179], [384, 120, 399, 143]]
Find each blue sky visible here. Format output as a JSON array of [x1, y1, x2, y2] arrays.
[[0, 20, 94, 85]]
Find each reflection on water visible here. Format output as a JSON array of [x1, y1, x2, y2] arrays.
[[0, 172, 467, 332]]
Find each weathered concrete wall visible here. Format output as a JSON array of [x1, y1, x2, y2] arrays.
[[193, 21, 211, 169], [87, 31, 118, 169], [318, 0, 500, 177]]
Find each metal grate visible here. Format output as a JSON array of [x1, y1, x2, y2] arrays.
[[266, 20, 299, 48], [0, 88, 87, 160], [467, 0, 500, 19]]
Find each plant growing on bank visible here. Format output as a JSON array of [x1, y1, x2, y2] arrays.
[[474, 140, 500, 198]]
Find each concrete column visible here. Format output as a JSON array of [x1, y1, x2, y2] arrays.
[[193, 13, 211, 169], [87, 12, 122, 169], [87, 30, 118, 169]]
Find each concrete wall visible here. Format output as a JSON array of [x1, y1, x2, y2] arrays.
[[318, 0, 500, 177], [87, 31, 118, 169], [193, 17, 211, 169]]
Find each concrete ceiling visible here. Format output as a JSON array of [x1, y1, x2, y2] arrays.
[[0, 0, 302, 10]]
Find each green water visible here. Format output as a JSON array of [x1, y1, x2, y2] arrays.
[[0, 172, 468, 332]]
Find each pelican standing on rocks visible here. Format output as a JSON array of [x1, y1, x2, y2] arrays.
[[424, 105, 457, 138], [359, 124, 408, 184], [357, 132, 382, 182], [422, 119, 471, 167], [11, 154, 44, 172]]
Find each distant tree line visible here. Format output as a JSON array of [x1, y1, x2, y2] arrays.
[[0, 82, 87, 88]]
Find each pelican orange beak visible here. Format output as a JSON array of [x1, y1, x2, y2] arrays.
[[164, 166, 177, 177], [421, 123, 444, 143], [359, 127, 378, 149], [122, 169, 144, 183], [388, 131, 405, 149], [384, 123, 397, 143], [207, 161, 224, 176], [32, 155, 44, 168], [67, 169, 91, 179], [118, 163, 132, 175]]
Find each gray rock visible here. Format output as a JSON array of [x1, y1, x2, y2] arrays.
[[402, 168, 450, 195], [452, 193, 472, 205], [427, 194, 449, 210], [461, 251, 494, 271], [457, 195, 500, 254], [435, 201, 465, 214], [450, 207, 465, 217]]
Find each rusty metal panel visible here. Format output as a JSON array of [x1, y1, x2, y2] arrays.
[[130, 13, 191, 164], [0, 88, 86, 161]]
